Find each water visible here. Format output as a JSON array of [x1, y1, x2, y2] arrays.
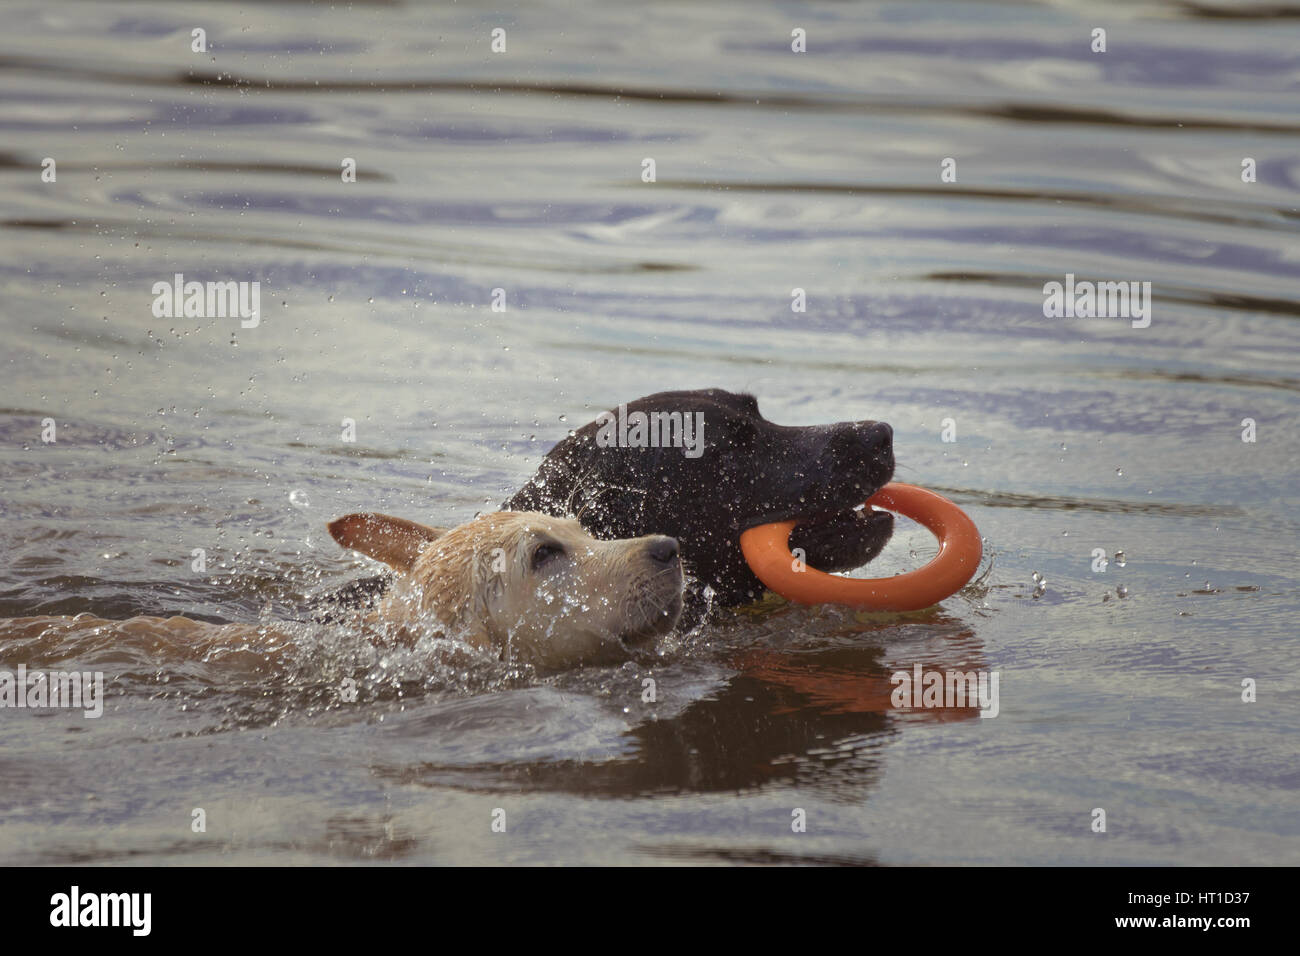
[[2, 0, 1298, 865]]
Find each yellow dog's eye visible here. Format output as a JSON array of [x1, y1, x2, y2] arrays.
[[530, 542, 566, 572]]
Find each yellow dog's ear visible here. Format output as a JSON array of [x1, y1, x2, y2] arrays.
[[328, 513, 447, 573]]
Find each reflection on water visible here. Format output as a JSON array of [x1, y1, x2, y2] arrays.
[[0, 0, 1298, 865]]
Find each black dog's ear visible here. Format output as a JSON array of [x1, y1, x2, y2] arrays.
[[328, 513, 447, 573], [708, 389, 761, 417]]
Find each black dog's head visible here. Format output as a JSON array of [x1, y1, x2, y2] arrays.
[[505, 389, 895, 607]]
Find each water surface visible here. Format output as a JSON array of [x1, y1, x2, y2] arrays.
[[1, 0, 1298, 865]]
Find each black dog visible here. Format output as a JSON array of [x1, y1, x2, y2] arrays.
[[320, 389, 894, 621]]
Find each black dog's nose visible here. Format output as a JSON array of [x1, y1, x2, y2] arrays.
[[830, 420, 893, 458], [821, 420, 895, 488], [646, 536, 679, 565], [858, 420, 892, 449]]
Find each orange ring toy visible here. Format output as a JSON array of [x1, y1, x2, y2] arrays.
[[740, 482, 982, 611]]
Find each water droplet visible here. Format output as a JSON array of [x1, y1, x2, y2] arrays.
[[289, 489, 310, 508], [1116, 585, 1128, 598], [1114, 550, 1126, 567]]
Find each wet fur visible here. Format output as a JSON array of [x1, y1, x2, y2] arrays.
[[321, 389, 896, 625], [1, 512, 684, 671]]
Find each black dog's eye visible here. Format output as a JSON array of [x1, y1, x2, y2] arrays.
[[530, 542, 566, 571]]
